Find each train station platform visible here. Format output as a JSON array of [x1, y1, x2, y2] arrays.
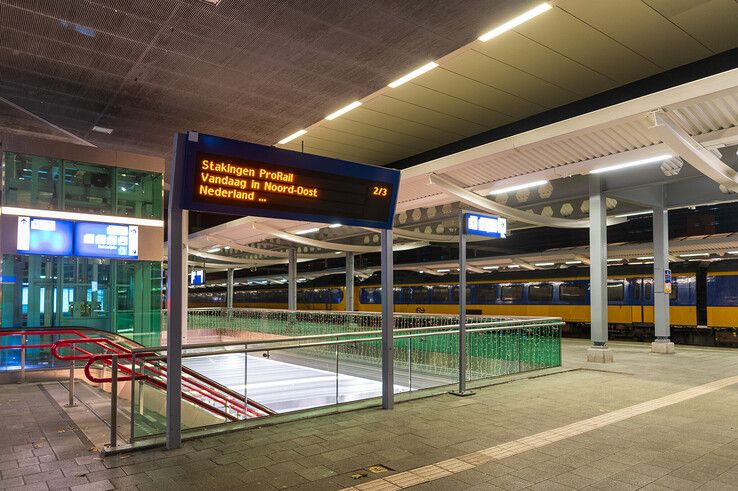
[[2, 339, 738, 490]]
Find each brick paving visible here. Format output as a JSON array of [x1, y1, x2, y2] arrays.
[[2, 339, 738, 490]]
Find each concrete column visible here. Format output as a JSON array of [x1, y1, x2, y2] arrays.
[[380, 229, 394, 409], [287, 247, 297, 311], [652, 186, 675, 354], [226, 268, 234, 313], [345, 252, 354, 311], [587, 174, 613, 363]]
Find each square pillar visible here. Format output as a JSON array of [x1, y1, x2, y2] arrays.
[[380, 229, 394, 409], [226, 268, 234, 313], [652, 186, 675, 354], [587, 174, 613, 363], [287, 247, 297, 311], [345, 252, 354, 311]]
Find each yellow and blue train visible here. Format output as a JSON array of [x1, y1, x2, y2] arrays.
[[188, 260, 738, 346]]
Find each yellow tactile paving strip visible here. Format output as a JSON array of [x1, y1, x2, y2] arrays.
[[343, 375, 738, 490]]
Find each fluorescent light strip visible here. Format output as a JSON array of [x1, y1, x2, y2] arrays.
[[277, 129, 307, 145], [534, 262, 554, 267], [325, 101, 362, 120], [565, 260, 582, 265], [615, 210, 653, 218], [636, 256, 654, 260], [206, 247, 221, 253], [482, 265, 499, 270], [679, 252, 709, 258], [728, 251, 738, 255], [607, 258, 623, 262], [436, 269, 450, 273], [590, 154, 672, 174], [388, 62, 438, 88], [1, 206, 164, 227], [91, 125, 113, 134], [629, 261, 643, 265], [507, 264, 520, 268], [294, 227, 319, 235], [328, 223, 342, 228], [478, 3, 552, 42], [488, 180, 548, 195]]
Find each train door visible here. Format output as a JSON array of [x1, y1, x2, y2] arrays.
[[642, 278, 654, 323], [630, 278, 643, 323], [696, 265, 708, 326]]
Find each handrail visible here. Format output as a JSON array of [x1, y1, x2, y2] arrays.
[[2, 328, 274, 420], [142, 317, 563, 353], [128, 320, 566, 361]]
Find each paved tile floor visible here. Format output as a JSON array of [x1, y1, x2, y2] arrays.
[[2, 339, 738, 490]]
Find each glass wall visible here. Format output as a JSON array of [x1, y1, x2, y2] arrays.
[[0, 150, 164, 367], [2, 151, 162, 219]]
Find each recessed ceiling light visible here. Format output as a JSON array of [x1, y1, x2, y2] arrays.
[[91, 125, 113, 134], [325, 101, 362, 121], [590, 154, 672, 174], [478, 3, 552, 42], [277, 129, 307, 145], [488, 180, 548, 195], [615, 210, 653, 218], [388, 62, 438, 88], [294, 227, 319, 235]]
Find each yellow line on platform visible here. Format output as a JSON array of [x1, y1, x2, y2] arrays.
[[344, 375, 738, 490]]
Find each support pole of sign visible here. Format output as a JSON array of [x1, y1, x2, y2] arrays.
[[166, 133, 189, 450], [380, 229, 394, 409], [451, 210, 473, 397], [651, 186, 674, 354], [226, 268, 234, 314], [288, 247, 297, 311], [345, 252, 354, 311]]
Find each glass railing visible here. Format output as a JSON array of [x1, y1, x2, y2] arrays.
[[134, 315, 563, 442]]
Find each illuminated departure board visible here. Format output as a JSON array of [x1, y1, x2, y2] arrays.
[[177, 133, 400, 229]]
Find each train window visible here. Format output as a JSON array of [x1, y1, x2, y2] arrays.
[[634, 282, 640, 300], [528, 284, 553, 302], [607, 282, 624, 301], [360, 287, 381, 304], [669, 283, 678, 301], [410, 286, 430, 304], [393, 287, 402, 303], [476, 284, 497, 304], [451, 286, 472, 303], [432, 286, 450, 303], [500, 284, 523, 302], [560, 283, 586, 302], [645, 282, 652, 300]]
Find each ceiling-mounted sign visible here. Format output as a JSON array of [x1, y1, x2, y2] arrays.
[[176, 133, 400, 229], [463, 212, 507, 238], [74, 222, 139, 259], [17, 217, 74, 256]]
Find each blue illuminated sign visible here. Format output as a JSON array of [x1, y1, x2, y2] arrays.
[[190, 270, 205, 285], [74, 222, 139, 259], [176, 133, 401, 229], [16, 217, 74, 256], [463, 212, 507, 238]]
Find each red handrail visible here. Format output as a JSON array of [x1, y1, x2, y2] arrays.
[[1, 328, 273, 419]]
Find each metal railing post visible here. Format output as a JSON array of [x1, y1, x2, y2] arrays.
[[244, 344, 248, 416], [110, 355, 118, 448], [130, 353, 136, 442], [518, 327, 522, 373], [335, 342, 339, 405], [66, 360, 76, 407], [20, 335, 26, 383]]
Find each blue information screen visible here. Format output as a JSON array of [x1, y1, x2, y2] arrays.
[[17, 217, 74, 256], [464, 212, 507, 238], [190, 270, 205, 285], [74, 222, 139, 259]]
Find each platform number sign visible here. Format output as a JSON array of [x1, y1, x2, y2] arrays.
[[664, 269, 672, 294]]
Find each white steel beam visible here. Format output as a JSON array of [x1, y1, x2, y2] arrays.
[[650, 111, 738, 193]]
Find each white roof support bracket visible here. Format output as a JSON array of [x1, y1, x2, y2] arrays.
[[649, 110, 738, 193], [252, 222, 428, 253], [427, 173, 624, 229]]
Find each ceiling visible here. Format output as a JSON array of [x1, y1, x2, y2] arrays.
[[0, 0, 540, 158], [1, 0, 737, 165]]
